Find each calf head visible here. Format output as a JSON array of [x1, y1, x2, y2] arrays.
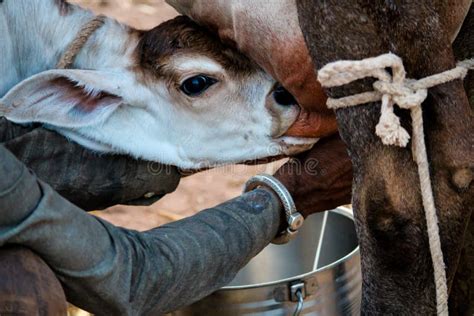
[[0, 16, 316, 169]]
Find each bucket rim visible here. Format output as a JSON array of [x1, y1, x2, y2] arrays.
[[221, 206, 360, 290]]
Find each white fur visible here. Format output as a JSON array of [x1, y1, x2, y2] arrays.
[[0, 0, 318, 169], [173, 57, 224, 74]]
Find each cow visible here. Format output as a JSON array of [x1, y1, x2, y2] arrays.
[[297, 1, 473, 314]]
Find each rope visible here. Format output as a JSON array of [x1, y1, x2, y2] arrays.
[[318, 53, 473, 316], [56, 15, 107, 69]]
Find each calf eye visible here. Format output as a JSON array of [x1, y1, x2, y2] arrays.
[[180, 75, 217, 96], [273, 84, 298, 106]]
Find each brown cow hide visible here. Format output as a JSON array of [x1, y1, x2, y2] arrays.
[[297, 0, 473, 314], [450, 6, 474, 315]]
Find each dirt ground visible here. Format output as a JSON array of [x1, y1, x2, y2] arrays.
[[71, 0, 287, 231]]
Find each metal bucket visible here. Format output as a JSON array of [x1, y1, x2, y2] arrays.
[[174, 207, 361, 316]]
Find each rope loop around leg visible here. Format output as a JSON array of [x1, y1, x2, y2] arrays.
[[318, 53, 473, 316]]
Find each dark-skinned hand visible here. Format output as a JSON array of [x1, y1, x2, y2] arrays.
[[274, 134, 353, 217]]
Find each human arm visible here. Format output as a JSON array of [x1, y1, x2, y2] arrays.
[[0, 117, 181, 211], [274, 134, 353, 216], [0, 144, 283, 315]]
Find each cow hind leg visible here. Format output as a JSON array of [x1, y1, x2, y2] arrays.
[[0, 246, 67, 315], [449, 6, 474, 315], [449, 212, 474, 316]]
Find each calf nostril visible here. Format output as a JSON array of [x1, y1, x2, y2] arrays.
[[273, 85, 298, 106]]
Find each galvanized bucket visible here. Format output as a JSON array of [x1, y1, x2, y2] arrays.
[[174, 206, 361, 316]]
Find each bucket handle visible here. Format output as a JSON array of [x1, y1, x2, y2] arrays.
[[290, 282, 305, 316]]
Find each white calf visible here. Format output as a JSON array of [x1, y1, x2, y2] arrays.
[[0, 0, 317, 169]]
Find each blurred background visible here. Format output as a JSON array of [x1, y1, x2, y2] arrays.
[[70, 0, 287, 231], [71, 0, 178, 29]]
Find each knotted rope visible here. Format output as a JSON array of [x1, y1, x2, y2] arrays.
[[57, 15, 106, 69], [318, 53, 473, 316]]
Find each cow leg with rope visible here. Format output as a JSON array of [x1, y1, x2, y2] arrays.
[[297, 1, 473, 314], [318, 52, 473, 316]]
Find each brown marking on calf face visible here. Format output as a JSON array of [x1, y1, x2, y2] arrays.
[[134, 16, 257, 85], [54, 0, 71, 16]]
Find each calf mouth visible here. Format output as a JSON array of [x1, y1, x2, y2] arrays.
[[233, 137, 317, 167], [277, 136, 318, 156]]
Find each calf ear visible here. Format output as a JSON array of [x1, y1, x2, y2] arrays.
[[0, 69, 126, 128]]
